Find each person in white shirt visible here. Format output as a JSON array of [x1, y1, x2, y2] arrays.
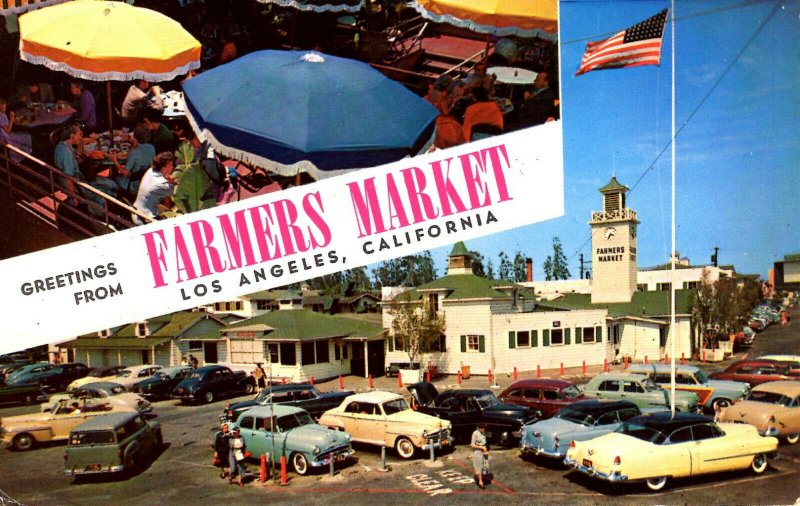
[[121, 79, 163, 127], [132, 151, 176, 225]]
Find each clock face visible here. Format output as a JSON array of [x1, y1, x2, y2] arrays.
[[604, 227, 616, 240]]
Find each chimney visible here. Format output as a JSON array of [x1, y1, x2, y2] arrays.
[[526, 258, 533, 282]]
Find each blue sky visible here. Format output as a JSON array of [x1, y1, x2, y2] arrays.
[[408, 0, 800, 281]]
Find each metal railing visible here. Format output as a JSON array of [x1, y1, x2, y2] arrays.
[[0, 143, 152, 237], [439, 44, 494, 79], [383, 16, 429, 62]]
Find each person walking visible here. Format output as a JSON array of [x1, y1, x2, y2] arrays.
[[213, 422, 232, 479], [252, 364, 264, 394], [470, 423, 489, 489], [229, 428, 247, 487]]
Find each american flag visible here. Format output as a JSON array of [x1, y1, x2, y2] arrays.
[[576, 9, 669, 76]]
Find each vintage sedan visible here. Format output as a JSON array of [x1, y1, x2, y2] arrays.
[[708, 359, 800, 387], [407, 382, 539, 444], [226, 383, 354, 422], [627, 364, 749, 412], [171, 365, 255, 404], [1, 397, 136, 451], [33, 363, 91, 392], [498, 379, 587, 419], [319, 391, 452, 459], [110, 365, 164, 391], [4, 362, 54, 385], [46, 382, 152, 414], [65, 412, 163, 477], [0, 379, 44, 406], [581, 373, 700, 412], [133, 366, 192, 400], [565, 412, 779, 491], [231, 405, 353, 475], [718, 381, 800, 444], [520, 400, 643, 460], [67, 365, 128, 392]]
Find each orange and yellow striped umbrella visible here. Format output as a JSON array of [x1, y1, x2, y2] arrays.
[[19, 0, 200, 81], [1, 0, 71, 16], [412, 0, 558, 39]]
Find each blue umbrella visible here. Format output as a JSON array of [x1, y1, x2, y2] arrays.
[[182, 50, 438, 175]]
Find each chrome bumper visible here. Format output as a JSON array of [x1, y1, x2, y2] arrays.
[[312, 447, 355, 467], [564, 458, 628, 482], [66, 464, 125, 476], [521, 442, 564, 459], [760, 427, 780, 437]]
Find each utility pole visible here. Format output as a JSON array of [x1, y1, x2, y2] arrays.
[[711, 246, 719, 267], [579, 254, 592, 280]]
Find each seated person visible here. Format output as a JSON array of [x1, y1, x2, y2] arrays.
[[143, 108, 177, 155], [462, 86, 504, 142], [515, 71, 557, 128], [69, 81, 97, 132], [13, 77, 55, 108], [0, 98, 33, 156], [132, 151, 177, 225], [121, 79, 163, 127], [122, 125, 155, 196], [433, 96, 463, 150], [464, 61, 496, 97]]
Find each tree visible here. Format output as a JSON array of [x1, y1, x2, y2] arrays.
[[513, 251, 527, 282], [470, 250, 486, 277], [388, 293, 447, 367], [497, 251, 512, 280], [343, 267, 372, 291], [485, 259, 495, 280], [372, 253, 437, 288], [543, 237, 570, 280]]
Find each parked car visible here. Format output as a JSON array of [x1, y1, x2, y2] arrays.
[[46, 382, 152, 414], [133, 366, 192, 400], [0, 361, 34, 380], [626, 364, 749, 412], [171, 365, 255, 404], [110, 365, 164, 391], [67, 365, 128, 392], [580, 373, 700, 412], [565, 412, 779, 491], [718, 381, 800, 444], [4, 362, 54, 385], [498, 379, 587, 419], [64, 411, 163, 478], [758, 355, 800, 371], [735, 327, 757, 347], [0, 379, 45, 406], [0, 397, 137, 451], [34, 363, 91, 392], [319, 391, 452, 459], [520, 400, 643, 459], [226, 383, 354, 422], [407, 382, 539, 444], [231, 405, 353, 475], [708, 360, 800, 387]]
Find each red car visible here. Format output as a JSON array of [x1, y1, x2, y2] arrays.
[[498, 379, 587, 419], [708, 359, 800, 387]]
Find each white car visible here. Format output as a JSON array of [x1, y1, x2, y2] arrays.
[[110, 365, 163, 391]]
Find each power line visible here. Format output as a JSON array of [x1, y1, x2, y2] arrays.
[[566, 0, 783, 264]]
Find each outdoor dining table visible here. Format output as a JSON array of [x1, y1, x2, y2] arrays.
[[81, 129, 135, 180], [12, 103, 75, 129], [157, 90, 186, 119]]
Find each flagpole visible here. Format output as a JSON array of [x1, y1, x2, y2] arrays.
[[669, 0, 677, 418]]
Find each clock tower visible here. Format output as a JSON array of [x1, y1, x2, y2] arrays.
[[590, 177, 639, 303]]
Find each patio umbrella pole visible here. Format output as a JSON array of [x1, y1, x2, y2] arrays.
[[106, 81, 113, 131]]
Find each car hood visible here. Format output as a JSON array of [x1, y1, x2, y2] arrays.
[[406, 382, 440, 407], [387, 408, 452, 430], [285, 424, 351, 449], [706, 379, 749, 395], [484, 402, 536, 419], [522, 417, 583, 439], [174, 378, 201, 390], [661, 389, 698, 407], [719, 401, 774, 424]]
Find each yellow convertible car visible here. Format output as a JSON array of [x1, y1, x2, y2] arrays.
[[565, 412, 778, 491], [719, 381, 800, 444]]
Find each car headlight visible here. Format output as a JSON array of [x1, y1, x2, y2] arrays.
[[313, 446, 320, 455], [422, 430, 428, 438]]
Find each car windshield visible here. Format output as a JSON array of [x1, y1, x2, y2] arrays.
[[154, 371, 170, 380], [382, 398, 409, 414], [188, 372, 203, 380], [616, 422, 667, 444], [746, 391, 791, 406], [694, 370, 710, 384], [562, 385, 582, 399], [276, 412, 314, 431], [475, 393, 500, 408], [69, 431, 115, 446], [556, 407, 595, 426]]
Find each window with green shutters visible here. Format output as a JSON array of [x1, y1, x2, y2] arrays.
[[387, 337, 394, 352], [543, 329, 550, 346], [508, 331, 516, 349], [576, 327, 583, 344], [532, 330, 538, 347], [565, 328, 571, 345], [597, 326, 604, 341], [461, 335, 484, 352], [461, 335, 467, 353]]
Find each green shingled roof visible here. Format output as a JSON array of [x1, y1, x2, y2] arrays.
[[785, 252, 800, 262], [60, 337, 171, 349], [539, 289, 695, 318], [450, 241, 469, 256], [395, 274, 519, 301], [226, 309, 384, 341], [599, 176, 628, 193]]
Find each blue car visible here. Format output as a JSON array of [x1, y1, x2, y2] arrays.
[[5, 362, 54, 385], [520, 400, 643, 460]]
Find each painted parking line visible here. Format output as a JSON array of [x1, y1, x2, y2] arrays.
[[449, 457, 515, 494]]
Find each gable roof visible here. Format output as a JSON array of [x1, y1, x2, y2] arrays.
[[394, 273, 523, 301], [225, 309, 384, 341], [538, 289, 694, 318]]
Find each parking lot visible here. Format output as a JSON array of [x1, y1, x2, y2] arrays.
[[1, 309, 799, 505]]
